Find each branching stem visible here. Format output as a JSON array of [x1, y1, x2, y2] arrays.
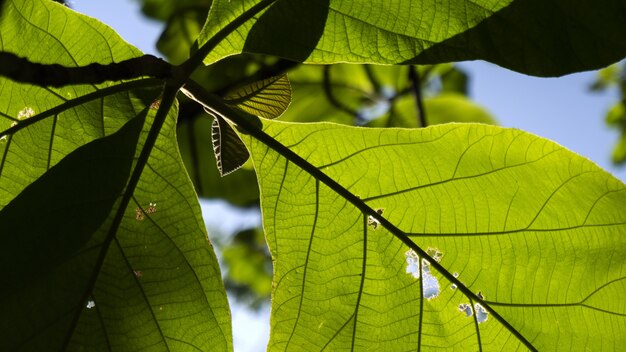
[[181, 0, 279, 76]]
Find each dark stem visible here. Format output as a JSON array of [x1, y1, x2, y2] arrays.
[[0, 78, 163, 139], [0, 52, 172, 87], [62, 84, 180, 350], [181, 0, 279, 76], [182, 80, 538, 352], [408, 65, 427, 127]]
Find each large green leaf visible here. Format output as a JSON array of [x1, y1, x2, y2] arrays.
[[0, 0, 161, 207], [244, 120, 626, 350], [1, 102, 232, 351], [0, 1, 231, 350], [198, 0, 626, 76]]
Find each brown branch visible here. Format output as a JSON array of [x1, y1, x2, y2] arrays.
[[0, 52, 173, 87]]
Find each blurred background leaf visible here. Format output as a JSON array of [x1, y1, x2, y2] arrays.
[[590, 62, 626, 164]]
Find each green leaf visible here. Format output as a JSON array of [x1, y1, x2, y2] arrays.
[[0, 0, 160, 207], [1, 102, 232, 351], [590, 64, 622, 91], [0, 1, 231, 349], [211, 114, 250, 176], [140, 0, 211, 22], [244, 120, 626, 350], [199, 0, 626, 76], [439, 66, 469, 95], [606, 102, 626, 125], [224, 74, 291, 119], [0, 111, 145, 295], [177, 114, 260, 205]]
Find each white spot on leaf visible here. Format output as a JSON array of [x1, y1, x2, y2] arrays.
[[0, 135, 7, 143], [17, 107, 35, 120], [475, 303, 489, 323], [367, 208, 383, 230], [405, 249, 441, 299], [426, 247, 443, 262], [405, 249, 420, 278], [86, 300, 96, 309], [457, 302, 489, 323], [421, 259, 440, 300], [458, 303, 473, 317]]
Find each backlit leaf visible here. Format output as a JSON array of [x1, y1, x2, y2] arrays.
[[244, 120, 626, 350], [224, 74, 291, 119], [177, 114, 260, 205], [0, 0, 159, 208], [0, 1, 232, 350], [211, 113, 251, 176], [198, 0, 626, 76]]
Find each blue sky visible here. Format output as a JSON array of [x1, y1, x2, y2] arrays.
[[71, 1, 626, 350]]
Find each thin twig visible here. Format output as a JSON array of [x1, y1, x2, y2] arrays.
[[408, 65, 427, 127]]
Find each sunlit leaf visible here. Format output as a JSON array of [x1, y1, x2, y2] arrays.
[[0, 112, 146, 302], [177, 114, 260, 205], [224, 74, 291, 119], [211, 113, 250, 176], [1, 102, 232, 351], [244, 120, 626, 350], [0, 1, 231, 350], [198, 0, 626, 76], [0, 0, 160, 207]]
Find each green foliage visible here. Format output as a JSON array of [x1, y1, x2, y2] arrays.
[[198, 0, 626, 76], [245, 119, 626, 350], [1, 0, 625, 350], [591, 63, 626, 164], [223, 228, 273, 307]]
